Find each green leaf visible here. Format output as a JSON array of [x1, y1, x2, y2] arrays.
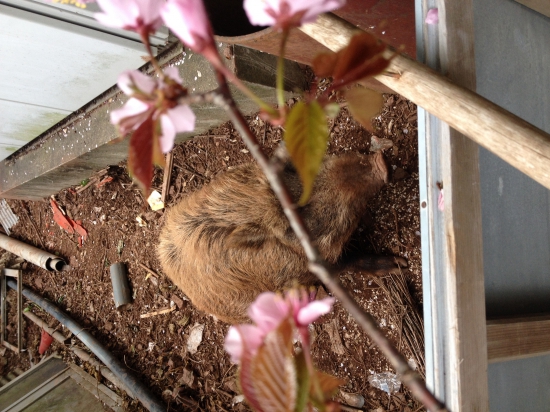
[[283, 101, 329, 205], [345, 87, 384, 132]]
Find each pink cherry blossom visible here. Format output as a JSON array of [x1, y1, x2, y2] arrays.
[[159, 105, 195, 152], [117, 70, 156, 96], [110, 69, 195, 153], [110, 98, 153, 136], [438, 188, 444, 211], [225, 290, 334, 364], [244, 0, 346, 29], [95, 0, 164, 34], [425, 8, 439, 25], [161, 0, 214, 52], [224, 325, 264, 363]]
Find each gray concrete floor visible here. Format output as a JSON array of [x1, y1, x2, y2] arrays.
[[474, 0, 550, 409]]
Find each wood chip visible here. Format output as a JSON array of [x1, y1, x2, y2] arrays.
[[140, 306, 175, 319], [325, 318, 346, 355], [186, 323, 204, 354]]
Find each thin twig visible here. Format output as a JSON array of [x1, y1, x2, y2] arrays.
[[19, 201, 45, 249], [212, 72, 448, 412], [138, 262, 159, 278]]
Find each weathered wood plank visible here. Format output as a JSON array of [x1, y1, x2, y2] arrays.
[[438, 2, 488, 411], [487, 314, 550, 363], [514, 0, 550, 17]]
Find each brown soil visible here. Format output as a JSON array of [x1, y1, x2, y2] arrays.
[[1, 94, 422, 411]]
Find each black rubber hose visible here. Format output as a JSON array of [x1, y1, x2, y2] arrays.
[[7, 279, 167, 412]]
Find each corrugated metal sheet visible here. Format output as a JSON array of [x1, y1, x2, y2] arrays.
[[0, 199, 18, 235]]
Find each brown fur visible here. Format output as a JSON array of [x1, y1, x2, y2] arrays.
[[158, 153, 388, 323]]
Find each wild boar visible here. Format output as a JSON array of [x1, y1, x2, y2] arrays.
[[158, 152, 405, 323]]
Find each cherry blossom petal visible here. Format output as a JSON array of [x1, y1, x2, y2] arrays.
[[161, 0, 213, 51], [110, 98, 150, 126], [95, 0, 163, 31], [296, 297, 334, 325], [224, 325, 264, 363], [117, 70, 156, 96], [163, 67, 183, 84], [248, 292, 289, 333], [159, 114, 176, 153], [159, 105, 195, 152], [438, 189, 444, 211], [244, 0, 345, 27], [425, 8, 439, 25]]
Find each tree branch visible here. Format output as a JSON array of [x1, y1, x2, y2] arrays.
[[211, 71, 448, 412]]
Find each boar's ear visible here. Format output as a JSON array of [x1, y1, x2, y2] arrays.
[[227, 224, 267, 249]]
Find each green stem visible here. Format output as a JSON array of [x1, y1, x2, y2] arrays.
[[300, 328, 324, 404], [276, 29, 290, 108]]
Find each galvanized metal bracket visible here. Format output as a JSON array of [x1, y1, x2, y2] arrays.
[[1, 268, 23, 353]]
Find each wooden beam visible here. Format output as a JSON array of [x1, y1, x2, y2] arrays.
[[514, 0, 550, 18], [161, 151, 173, 204], [487, 314, 550, 363], [300, 13, 550, 192]]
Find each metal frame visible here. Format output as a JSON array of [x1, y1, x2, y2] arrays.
[[1, 268, 22, 353]]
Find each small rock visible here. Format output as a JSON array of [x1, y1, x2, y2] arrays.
[[232, 395, 245, 405], [104, 322, 113, 331], [340, 391, 365, 408]]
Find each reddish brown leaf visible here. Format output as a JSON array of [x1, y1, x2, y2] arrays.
[[238, 328, 265, 412], [50, 199, 74, 234], [312, 52, 339, 78], [39, 329, 54, 355], [312, 32, 391, 87], [250, 318, 296, 412], [332, 32, 386, 80], [72, 220, 88, 241], [96, 176, 113, 188], [127, 116, 165, 195], [314, 370, 345, 400]]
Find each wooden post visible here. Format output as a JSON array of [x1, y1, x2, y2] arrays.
[[302, 6, 491, 411], [300, 13, 550, 192], [487, 314, 550, 363]]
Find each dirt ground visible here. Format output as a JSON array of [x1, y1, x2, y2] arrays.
[[1, 94, 423, 411]]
